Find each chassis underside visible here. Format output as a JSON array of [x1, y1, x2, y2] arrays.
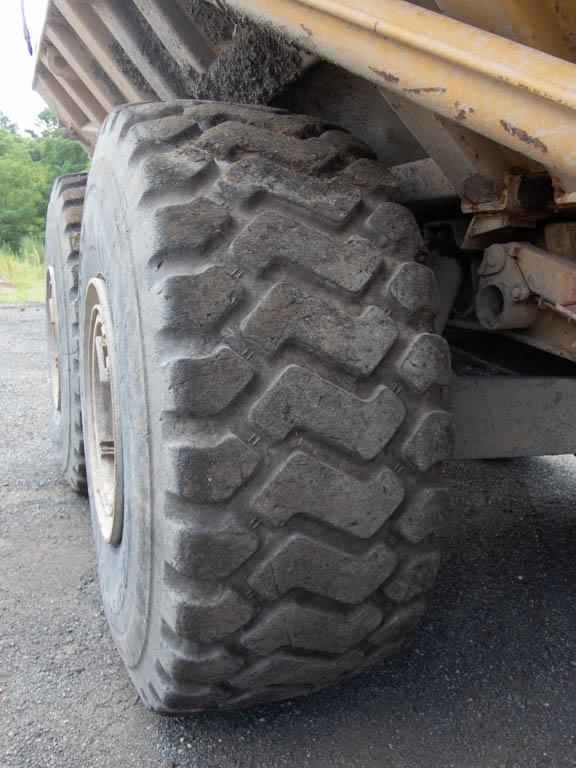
[[32, 0, 576, 460]]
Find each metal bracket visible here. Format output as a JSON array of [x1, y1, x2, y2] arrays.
[[474, 242, 576, 362]]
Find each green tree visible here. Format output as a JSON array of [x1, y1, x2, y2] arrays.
[[36, 108, 60, 137], [0, 112, 17, 134], [0, 110, 89, 252]]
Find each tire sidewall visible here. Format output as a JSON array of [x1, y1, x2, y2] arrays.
[[79, 164, 154, 671]]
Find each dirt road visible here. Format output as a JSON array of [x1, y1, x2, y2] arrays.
[[1, 303, 575, 768]]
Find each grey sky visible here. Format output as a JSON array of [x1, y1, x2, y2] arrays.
[[0, 2, 47, 131]]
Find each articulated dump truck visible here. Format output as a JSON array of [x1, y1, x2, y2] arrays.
[[30, 0, 576, 712]]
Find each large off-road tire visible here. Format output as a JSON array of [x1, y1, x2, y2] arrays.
[[79, 101, 452, 713], [45, 173, 88, 493]]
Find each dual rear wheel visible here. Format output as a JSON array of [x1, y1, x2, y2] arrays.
[[46, 101, 451, 712]]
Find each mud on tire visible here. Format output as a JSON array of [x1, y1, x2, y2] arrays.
[[45, 173, 88, 493], [79, 101, 452, 712]]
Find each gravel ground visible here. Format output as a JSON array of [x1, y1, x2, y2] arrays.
[[1, 303, 575, 768]]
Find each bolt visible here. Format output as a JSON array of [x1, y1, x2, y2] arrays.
[[99, 440, 115, 458]]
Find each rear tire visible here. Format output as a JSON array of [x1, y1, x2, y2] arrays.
[[80, 101, 452, 712], [45, 173, 88, 494]]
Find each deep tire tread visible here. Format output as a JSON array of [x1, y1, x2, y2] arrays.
[[47, 173, 88, 493], [92, 102, 451, 712]]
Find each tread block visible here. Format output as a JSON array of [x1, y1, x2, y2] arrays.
[[56, 172, 87, 193], [127, 114, 199, 147], [69, 230, 81, 253], [242, 597, 382, 654], [319, 130, 375, 162], [399, 333, 451, 392], [138, 146, 213, 196], [338, 158, 397, 197], [383, 551, 441, 603], [250, 366, 406, 460], [366, 203, 423, 251], [166, 517, 259, 579], [385, 262, 441, 316], [159, 268, 242, 330], [161, 646, 244, 684], [167, 347, 254, 416], [395, 487, 447, 543], [169, 434, 259, 502], [219, 158, 361, 223], [62, 186, 87, 205], [150, 678, 229, 712], [401, 411, 453, 472], [165, 584, 253, 643], [197, 122, 342, 172], [151, 199, 232, 260], [367, 600, 426, 646], [112, 103, 184, 138], [63, 206, 83, 228], [232, 212, 385, 292], [247, 533, 398, 603], [255, 451, 404, 538], [230, 650, 363, 689], [241, 282, 398, 376], [222, 686, 309, 709], [183, 103, 330, 137]]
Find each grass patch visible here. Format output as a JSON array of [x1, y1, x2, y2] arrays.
[[0, 238, 45, 303]]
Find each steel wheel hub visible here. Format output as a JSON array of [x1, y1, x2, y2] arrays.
[[83, 277, 124, 545]]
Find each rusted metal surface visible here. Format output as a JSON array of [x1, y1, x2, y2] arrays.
[[380, 92, 511, 208], [31, 0, 576, 204], [451, 374, 576, 459], [223, 0, 576, 203], [382, 119, 559, 246], [29, 1, 576, 219]]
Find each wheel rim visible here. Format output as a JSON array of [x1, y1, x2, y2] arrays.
[[46, 267, 61, 412], [83, 277, 124, 545]]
